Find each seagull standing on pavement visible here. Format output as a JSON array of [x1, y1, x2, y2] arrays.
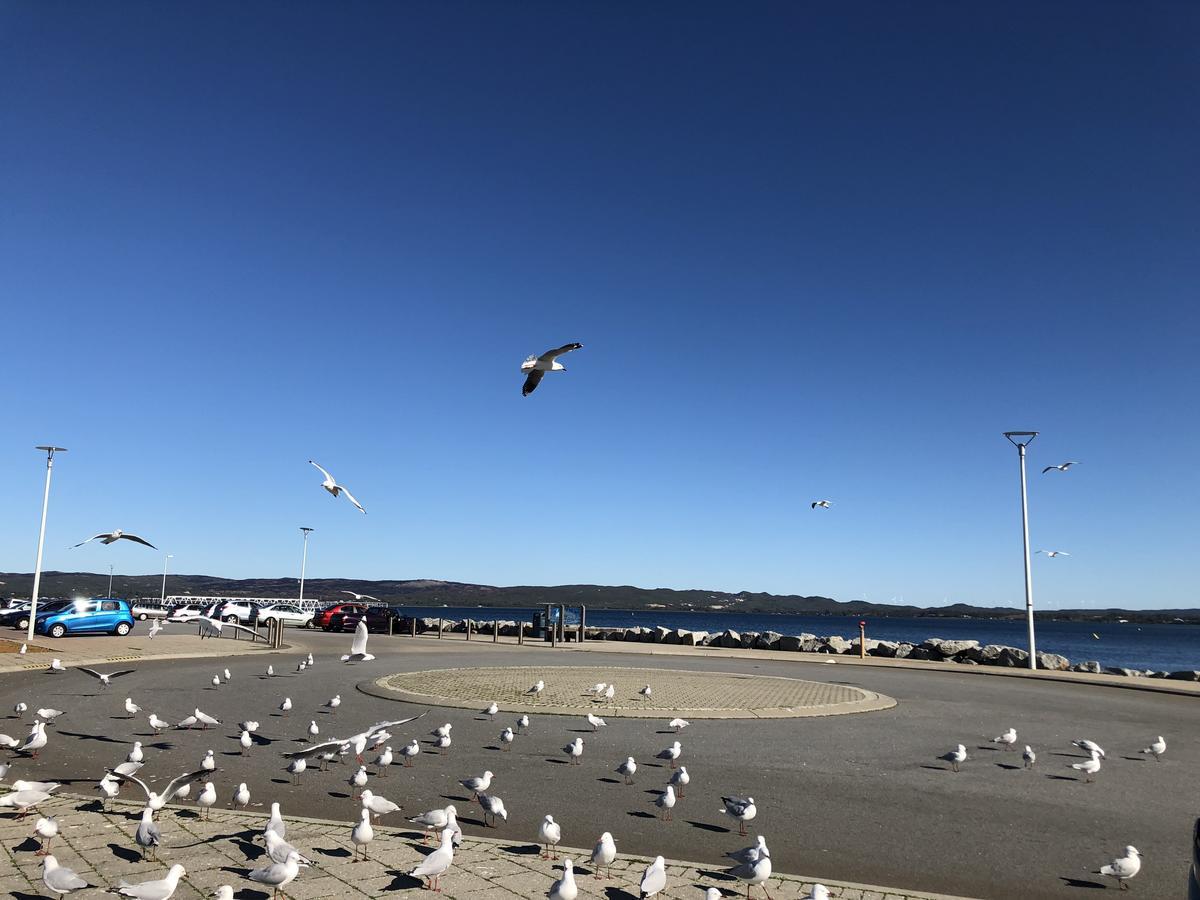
[[638, 684, 652, 702], [409, 828, 455, 890], [668, 717, 689, 732], [657, 741, 682, 768], [135, 807, 162, 859], [33, 816, 58, 855], [248, 849, 306, 897], [1072, 739, 1106, 758], [992, 728, 1017, 750], [41, 856, 89, 896], [564, 738, 584, 764], [499, 727, 514, 750], [351, 808, 374, 861], [526, 680, 545, 698], [720, 796, 757, 835], [616, 757, 636, 784], [549, 859, 578, 900], [586, 713, 607, 732], [538, 814, 562, 859], [1141, 736, 1167, 762], [655, 785, 676, 821], [401, 739, 420, 765], [639, 856, 667, 899], [478, 793, 508, 827], [726, 851, 773, 900], [124, 698, 141, 717], [517, 714, 530, 734], [945, 744, 967, 772], [460, 771, 493, 798], [71, 529, 157, 549], [309, 460, 366, 513], [591, 832, 617, 879], [520, 342, 583, 396], [1071, 750, 1103, 782], [1023, 746, 1037, 769], [668, 766, 689, 797], [1097, 846, 1141, 890]]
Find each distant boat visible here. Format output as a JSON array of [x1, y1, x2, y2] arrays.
[[1117, 618, 1129, 624], [1091, 632, 1100, 640]]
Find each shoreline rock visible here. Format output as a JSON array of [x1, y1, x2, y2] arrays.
[[412, 617, 1186, 681]]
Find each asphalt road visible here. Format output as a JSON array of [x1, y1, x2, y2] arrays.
[[1, 633, 1193, 899]]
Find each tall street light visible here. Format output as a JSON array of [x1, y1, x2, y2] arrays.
[[107, 564, 114, 599], [298, 527, 314, 605], [160, 553, 174, 605], [28, 446, 67, 642], [1004, 431, 1039, 670]]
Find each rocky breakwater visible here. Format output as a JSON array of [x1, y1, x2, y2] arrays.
[[574, 625, 1200, 682]]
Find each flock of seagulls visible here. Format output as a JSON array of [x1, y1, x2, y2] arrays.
[[0, 649, 820, 900], [941, 726, 1166, 889]]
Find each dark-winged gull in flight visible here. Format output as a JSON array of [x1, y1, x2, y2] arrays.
[[521, 343, 583, 396], [71, 530, 156, 549]]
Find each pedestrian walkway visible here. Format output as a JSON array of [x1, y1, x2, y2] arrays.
[[0, 792, 976, 900]]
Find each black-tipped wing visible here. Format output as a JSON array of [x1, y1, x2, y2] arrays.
[[161, 769, 210, 801], [538, 342, 583, 364], [118, 533, 158, 549], [72, 533, 111, 548], [522, 369, 544, 396], [365, 713, 426, 738], [280, 739, 348, 761], [77, 667, 104, 681], [106, 769, 153, 801], [107, 669, 136, 680]]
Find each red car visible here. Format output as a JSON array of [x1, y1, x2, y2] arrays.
[[315, 603, 366, 630]]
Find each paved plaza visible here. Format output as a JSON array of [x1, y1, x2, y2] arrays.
[[1, 629, 1195, 898]]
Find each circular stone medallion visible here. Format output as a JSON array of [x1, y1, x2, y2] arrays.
[[367, 665, 895, 719]]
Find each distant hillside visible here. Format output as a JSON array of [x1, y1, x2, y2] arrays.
[[1, 571, 1196, 624]]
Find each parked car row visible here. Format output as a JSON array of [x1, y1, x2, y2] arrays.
[[1, 595, 414, 638]]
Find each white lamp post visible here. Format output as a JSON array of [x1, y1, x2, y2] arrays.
[[298, 527, 314, 605], [107, 564, 114, 599], [160, 554, 174, 605], [1003, 431, 1039, 670], [27, 446, 67, 642]]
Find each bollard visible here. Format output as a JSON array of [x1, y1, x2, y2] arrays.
[[493, 620, 499, 643], [579, 604, 587, 643], [466, 620, 472, 641], [859, 620, 867, 658], [410, 617, 417, 638], [438, 618, 443, 639], [518, 622, 524, 645], [388, 615, 394, 636]]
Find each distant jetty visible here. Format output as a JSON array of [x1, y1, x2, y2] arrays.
[[410, 617, 1200, 682]]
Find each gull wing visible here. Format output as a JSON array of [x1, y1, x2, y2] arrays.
[[339, 486, 367, 514], [106, 669, 137, 680], [118, 533, 158, 549], [280, 739, 348, 760], [76, 667, 104, 681], [72, 533, 111, 548], [106, 768, 154, 802], [537, 342, 583, 364], [364, 712, 427, 738], [309, 460, 334, 482], [522, 369, 544, 396], [161, 769, 210, 802]]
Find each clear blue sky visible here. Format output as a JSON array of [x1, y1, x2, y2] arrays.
[[2, 2, 1196, 608]]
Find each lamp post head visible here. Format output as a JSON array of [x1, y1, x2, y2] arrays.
[[35, 446, 68, 452], [300, 527, 314, 536], [1003, 431, 1038, 448]]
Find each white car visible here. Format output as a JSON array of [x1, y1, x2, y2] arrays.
[[131, 604, 169, 621], [166, 604, 206, 623], [257, 604, 314, 628]]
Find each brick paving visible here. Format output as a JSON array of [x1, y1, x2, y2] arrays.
[[0, 792, 973, 900], [371, 666, 895, 719]]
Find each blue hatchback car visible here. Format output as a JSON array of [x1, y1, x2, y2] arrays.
[[36, 597, 135, 638]]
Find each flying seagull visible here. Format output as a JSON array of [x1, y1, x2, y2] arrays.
[[521, 342, 583, 396], [340, 591, 379, 601], [811, 500, 831, 510], [1043, 461, 1080, 474], [1037, 550, 1070, 558], [77, 667, 136, 688], [71, 530, 156, 549], [309, 460, 366, 513]]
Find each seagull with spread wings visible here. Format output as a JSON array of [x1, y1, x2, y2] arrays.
[[1036, 550, 1070, 558], [521, 342, 583, 396], [1043, 461, 1080, 474], [341, 591, 379, 602], [309, 460, 366, 513], [71, 529, 157, 549], [279, 714, 426, 765], [77, 667, 136, 689], [342, 619, 375, 663], [105, 768, 209, 811]]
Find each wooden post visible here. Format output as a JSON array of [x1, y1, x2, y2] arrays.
[[438, 618, 443, 639], [388, 614, 394, 636], [493, 620, 499, 643], [518, 622, 524, 645], [410, 617, 417, 638]]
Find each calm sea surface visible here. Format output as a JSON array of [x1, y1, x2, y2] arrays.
[[392, 605, 1200, 673]]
